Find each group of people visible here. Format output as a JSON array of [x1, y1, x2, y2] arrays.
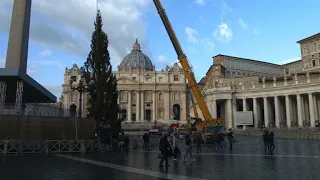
[[158, 133, 196, 168], [262, 129, 275, 154], [158, 129, 236, 168]]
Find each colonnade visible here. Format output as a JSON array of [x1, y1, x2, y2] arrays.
[[208, 92, 320, 129]]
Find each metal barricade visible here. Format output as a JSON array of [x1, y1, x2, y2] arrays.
[[0, 139, 100, 155]]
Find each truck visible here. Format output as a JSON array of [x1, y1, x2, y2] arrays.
[[153, 0, 224, 138]]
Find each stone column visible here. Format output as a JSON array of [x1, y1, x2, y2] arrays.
[[232, 97, 237, 129], [274, 96, 280, 128], [242, 98, 247, 130], [253, 98, 258, 128], [308, 93, 315, 127], [285, 95, 291, 128], [152, 91, 156, 122], [313, 95, 318, 121], [243, 98, 247, 111], [226, 99, 233, 129], [127, 91, 132, 122], [140, 91, 144, 122], [296, 94, 303, 127], [165, 91, 170, 120], [136, 91, 140, 122], [212, 99, 217, 119], [263, 97, 269, 127]]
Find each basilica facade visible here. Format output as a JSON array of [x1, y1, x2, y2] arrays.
[[192, 32, 320, 129], [61, 40, 188, 124]]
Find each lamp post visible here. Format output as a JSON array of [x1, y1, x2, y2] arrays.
[[69, 70, 93, 141]]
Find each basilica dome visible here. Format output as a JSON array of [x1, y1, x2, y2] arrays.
[[118, 39, 154, 71]]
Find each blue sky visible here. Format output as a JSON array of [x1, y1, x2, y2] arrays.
[[0, 0, 319, 98]]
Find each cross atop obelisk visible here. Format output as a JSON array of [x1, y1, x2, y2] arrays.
[[5, 0, 32, 74]]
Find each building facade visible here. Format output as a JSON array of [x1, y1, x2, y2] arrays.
[[61, 40, 188, 124], [192, 33, 320, 129]]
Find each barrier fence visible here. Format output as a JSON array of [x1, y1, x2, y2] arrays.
[[0, 135, 161, 155]]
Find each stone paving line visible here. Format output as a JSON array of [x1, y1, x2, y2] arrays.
[[55, 154, 208, 180], [131, 150, 320, 159]]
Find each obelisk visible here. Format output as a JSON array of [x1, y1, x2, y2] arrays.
[[5, 0, 32, 74]]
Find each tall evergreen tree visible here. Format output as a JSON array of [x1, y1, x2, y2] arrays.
[[82, 10, 121, 136]]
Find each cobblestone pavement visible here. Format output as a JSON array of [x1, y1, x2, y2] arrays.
[[1, 136, 320, 180]]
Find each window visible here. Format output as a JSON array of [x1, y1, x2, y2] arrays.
[[70, 93, 77, 102], [158, 77, 163, 82], [70, 76, 77, 83], [285, 68, 289, 74], [303, 47, 308, 55], [120, 91, 127, 101], [145, 77, 151, 81], [133, 104, 136, 107], [174, 75, 179, 81], [318, 44, 320, 51], [146, 104, 151, 107], [313, 60, 316, 67], [311, 45, 315, 53], [132, 77, 136, 81]]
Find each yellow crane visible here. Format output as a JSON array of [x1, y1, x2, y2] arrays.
[[153, 0, 223, 132]]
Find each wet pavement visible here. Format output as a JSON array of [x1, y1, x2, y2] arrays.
[[1, 136, 320, 180]]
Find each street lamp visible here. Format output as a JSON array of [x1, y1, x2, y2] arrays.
[[69, 70, 94, 141]]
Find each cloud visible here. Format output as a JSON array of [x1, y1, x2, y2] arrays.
[[213, 23, 232, 42], [253, 30, 260, 35], [39, 49, 52, 56], [157, 55, 178, 67], [195, 0, 206, 6], [185, 27, 199, 44], [279, 57, 301, 65], [237, 18, 247, 29], [0, 0, 152, 66]]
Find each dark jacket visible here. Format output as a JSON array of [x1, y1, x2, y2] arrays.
[[228, 132, 234, 140], [143, 134, 149, 142], [159, 136, 171, 153], [268, 132, 274, 143], [263, 131, 269, 142]]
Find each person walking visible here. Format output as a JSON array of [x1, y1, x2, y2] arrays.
[[268, 131, 275, 154], [228, 129, 234, 150], [143, 133, 150, 151], [158, 134, 172, 168], [171, 133, 180, 160], [183, 134, 195, 162], [263, 129, 269, 151], [195, 132, 202, 153]]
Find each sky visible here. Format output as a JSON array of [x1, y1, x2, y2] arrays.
[[0, 0, 319, 99]]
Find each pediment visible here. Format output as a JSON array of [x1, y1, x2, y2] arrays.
[[117, 76, 138, 84]]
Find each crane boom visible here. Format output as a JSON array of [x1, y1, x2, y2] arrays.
[[153, 0, 213, 122]]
